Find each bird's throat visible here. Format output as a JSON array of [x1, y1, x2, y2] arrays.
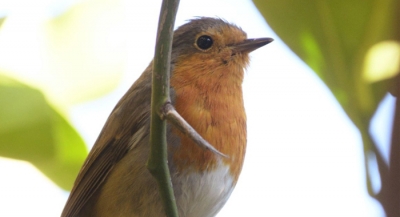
[[170, 64, 247, 182]]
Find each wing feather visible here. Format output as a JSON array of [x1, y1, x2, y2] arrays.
[[61, 64, 153, 217]]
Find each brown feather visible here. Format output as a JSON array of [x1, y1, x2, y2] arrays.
[[61, 64, 153, 217]]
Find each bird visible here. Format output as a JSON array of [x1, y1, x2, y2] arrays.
[[61, 17, 273, 217]]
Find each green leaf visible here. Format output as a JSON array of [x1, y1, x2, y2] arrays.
[[253, 0, 399, 194], [0, 75, 87, 190]]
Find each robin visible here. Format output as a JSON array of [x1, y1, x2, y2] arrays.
[[61, 17, 273, 217]]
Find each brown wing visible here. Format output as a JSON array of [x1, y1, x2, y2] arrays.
[[61, 65, 153, 217]]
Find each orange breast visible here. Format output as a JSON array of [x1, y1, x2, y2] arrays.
[[170, 53, 247, 182]]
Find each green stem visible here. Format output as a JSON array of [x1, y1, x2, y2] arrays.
[[147, 0, 180, 217]]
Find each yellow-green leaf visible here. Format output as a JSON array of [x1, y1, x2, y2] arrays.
[[0, 75, 87, 190]]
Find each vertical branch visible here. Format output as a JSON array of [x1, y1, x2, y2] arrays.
[[375, 3, 400, 216], [147, 0, 180, 217], [388, 92, 400, 216], [378, 76, 400, 217]]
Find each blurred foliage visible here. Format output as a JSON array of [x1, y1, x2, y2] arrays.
[[253, 0, 399, 197], [0, 75, 87, 190], [0, 0, 126, 107], [0, 0, 128, 189]]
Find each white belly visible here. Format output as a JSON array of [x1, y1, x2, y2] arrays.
[[174, 164, 235, 217]]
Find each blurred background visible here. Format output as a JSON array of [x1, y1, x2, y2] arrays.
[[1, 0, 398, 216]]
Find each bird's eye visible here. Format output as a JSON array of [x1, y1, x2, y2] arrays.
[[196, 35, 213, 50]]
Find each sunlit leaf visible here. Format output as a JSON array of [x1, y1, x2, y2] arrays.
[[0, 75, 87, 190], [363, 41, 400, 83]]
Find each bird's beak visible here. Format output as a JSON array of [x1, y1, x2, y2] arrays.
[[231, 37, 273, 54]]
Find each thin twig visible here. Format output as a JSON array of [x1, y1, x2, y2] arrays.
[[365, 132, 388, 199], [147, 0, 180, 216], [160, 103, 228, 158]]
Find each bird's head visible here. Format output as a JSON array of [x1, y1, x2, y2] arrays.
[[170, 17, 273, 87]]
